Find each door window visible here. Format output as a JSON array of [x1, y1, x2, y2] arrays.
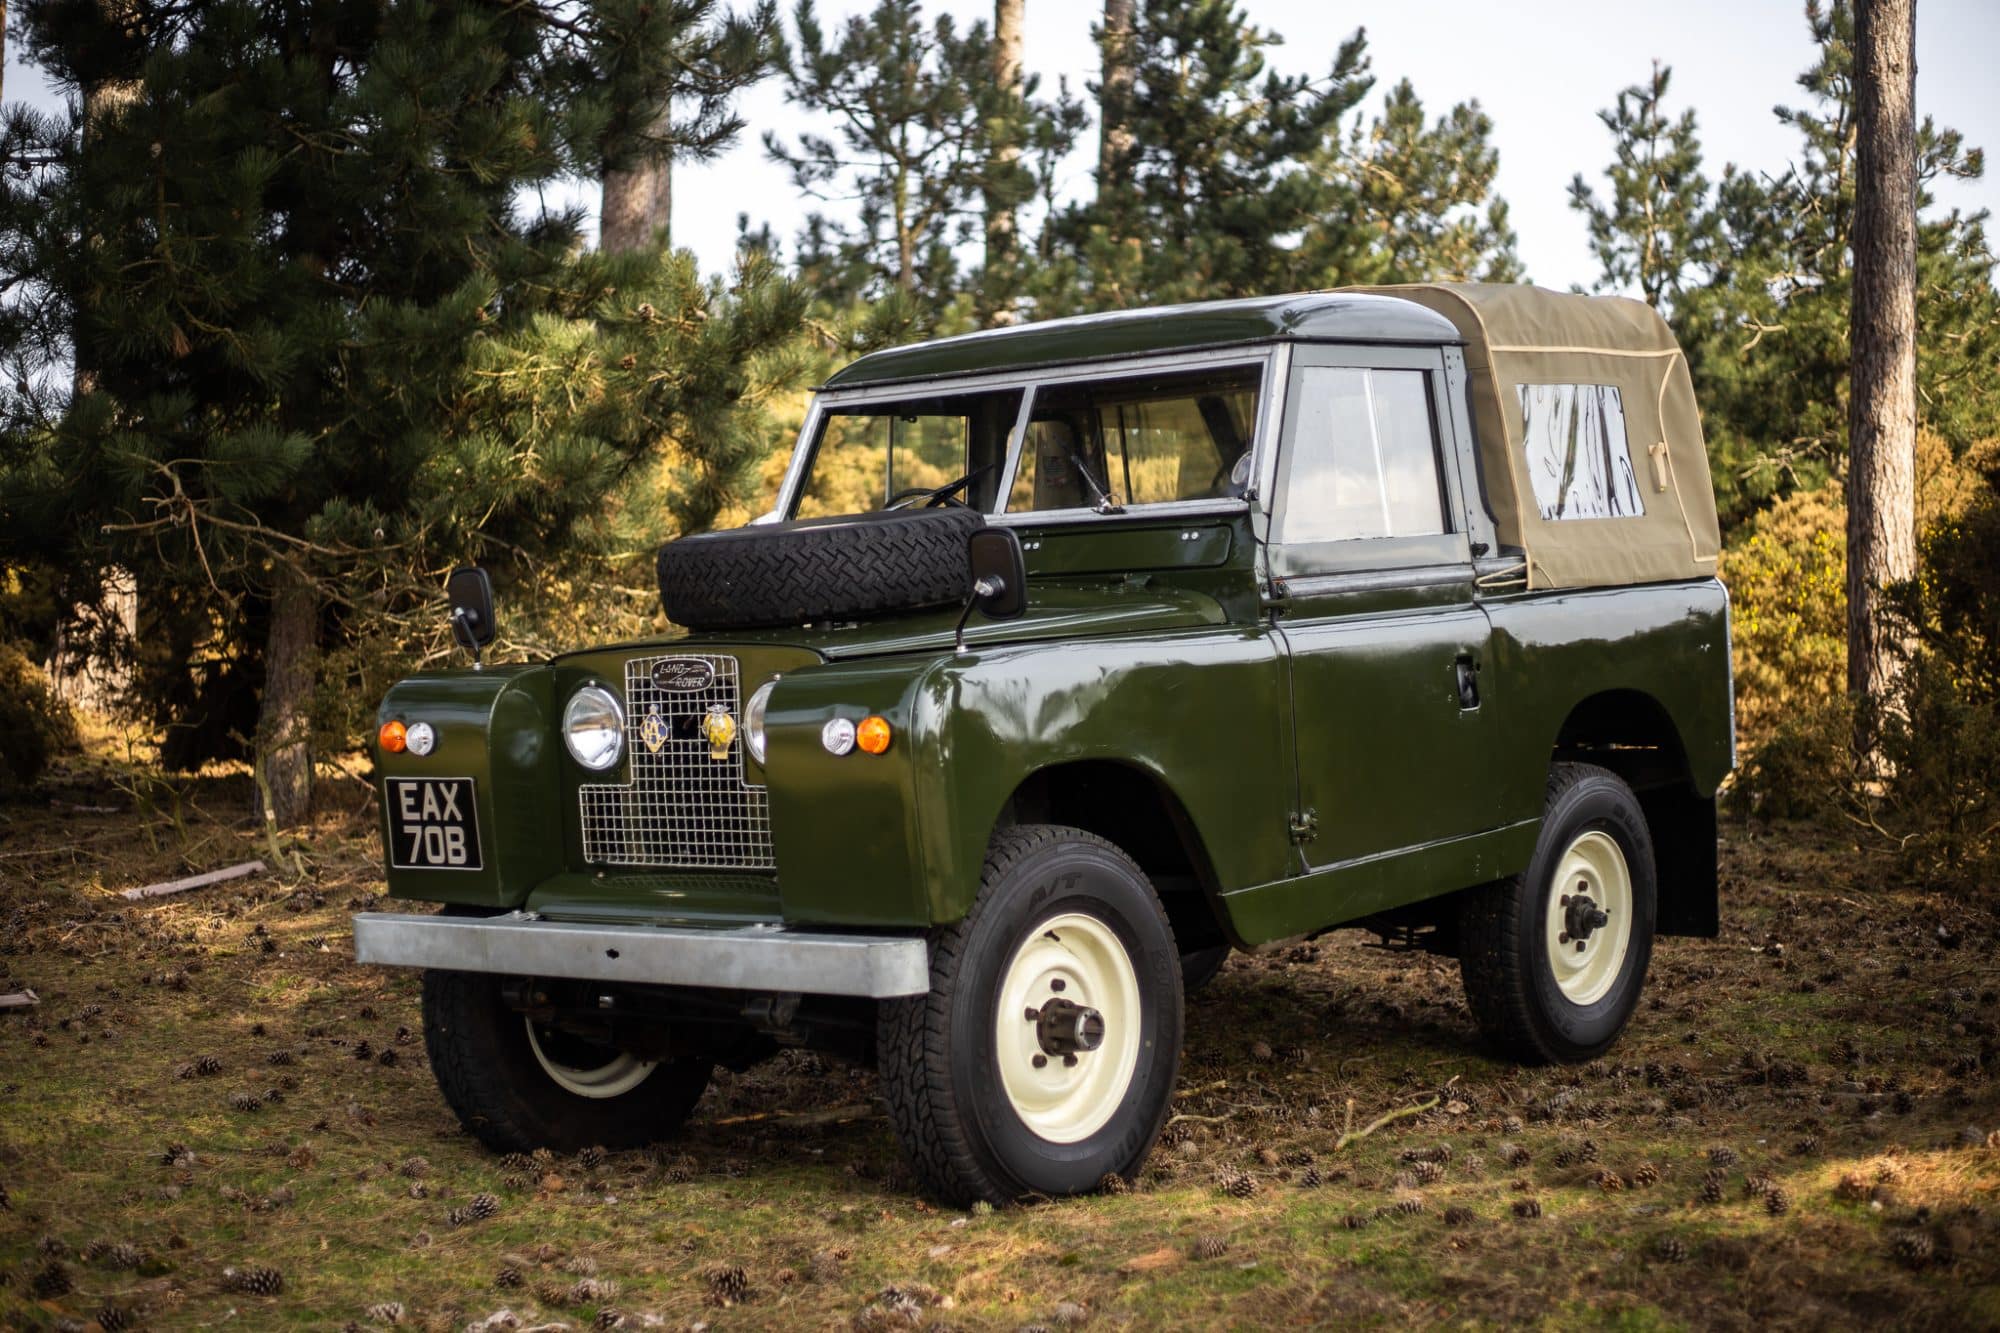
[[1276, 368, 1446, 544]]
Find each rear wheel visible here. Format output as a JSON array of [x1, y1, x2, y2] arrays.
[[1458, 763, 1657, 1064], [421, 970, 712, 1153], [878, 826, 1183, 1205]]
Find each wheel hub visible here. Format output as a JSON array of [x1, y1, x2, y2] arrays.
[[1032, 997, 1107, 1056], [1561, 891, 1611, 945]]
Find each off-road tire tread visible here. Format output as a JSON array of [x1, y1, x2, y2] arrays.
[[1459, 763, 1640, 1065], [878, 825, 1176, 1206], [421, 968, 709, 1153], [657, 507, 983, 631]]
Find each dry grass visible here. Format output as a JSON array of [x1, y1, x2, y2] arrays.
[[1, 747, 1997, 1330]]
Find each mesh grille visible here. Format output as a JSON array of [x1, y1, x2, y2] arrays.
[[578, 654, 775, 870]]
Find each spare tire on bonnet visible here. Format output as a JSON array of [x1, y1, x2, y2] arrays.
[[657, 507, 984, 631]]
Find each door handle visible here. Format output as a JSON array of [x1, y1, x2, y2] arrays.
[[1454, 654, 1481, 711]]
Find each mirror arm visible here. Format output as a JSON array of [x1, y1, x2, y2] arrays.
[[953, 576, 1005, 658], [451, 606, 486, 671]]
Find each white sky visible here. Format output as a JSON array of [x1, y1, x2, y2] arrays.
[[7, 0, 1998, 295]]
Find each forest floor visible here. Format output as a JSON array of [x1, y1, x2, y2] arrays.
[[0, 741, 1996, 1331]]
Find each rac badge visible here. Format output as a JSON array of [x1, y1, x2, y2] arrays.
[[651, 658, 716, 693], [701, 705, 737, 761], [640, 707, 668, 754]]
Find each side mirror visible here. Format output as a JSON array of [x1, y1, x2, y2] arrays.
[[446, 567, 496, 666], [955, 528, 1027, 654]]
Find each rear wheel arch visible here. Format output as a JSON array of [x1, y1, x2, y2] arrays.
[[1551, 689, 1717, 939]]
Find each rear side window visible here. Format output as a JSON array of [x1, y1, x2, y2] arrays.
[[1277, 367, 1446, 543], [1517, 383, 1645, 520]]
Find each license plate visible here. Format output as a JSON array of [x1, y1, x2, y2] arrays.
[[386, 777, 482, 871]]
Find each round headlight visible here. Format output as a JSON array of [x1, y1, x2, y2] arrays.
[[743, 679, 777, 765], [563, 684, 625, 771]]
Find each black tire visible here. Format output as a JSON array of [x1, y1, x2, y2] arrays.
[[1458, 763, 1657, 1064], [1180, 944, 1230, 993], [878, 826, 1184, 1206], [421, 969, 712, 1153], [656, 507, 984, 631]]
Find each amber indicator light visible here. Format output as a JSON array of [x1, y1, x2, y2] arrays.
[[378, 719, 408, 753], [856, 716, 893, 755]]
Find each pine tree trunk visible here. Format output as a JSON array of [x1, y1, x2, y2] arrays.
[[1097, 0, 1135, 201], [984, 0, 1025, 273], [1845, 0, 1918, 728], [258, 567, 317, 829], [601, 134, 672, 253]]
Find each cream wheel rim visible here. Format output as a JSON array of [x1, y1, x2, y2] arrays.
[[1545, 830, 1633, 1006], [994, 912, 1143, 1144], [525, 1020, 658, 1099]]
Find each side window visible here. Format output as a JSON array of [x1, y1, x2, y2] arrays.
[[1007, 365, 1260, 513], [1517, 383, 1644, 520], [1277, 367, 1446, 544]]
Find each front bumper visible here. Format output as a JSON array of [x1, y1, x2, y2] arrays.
[[352, 912, 930, 998]]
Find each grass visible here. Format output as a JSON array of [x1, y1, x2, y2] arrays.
[[0, 746, 1996, 1330]]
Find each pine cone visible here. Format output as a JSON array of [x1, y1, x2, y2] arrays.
[[1394, 1197, 1425, 1216], [1894, 1230, 1934, 1269], [31, 1261, 72, 1299], [107, 1242, 143, 1271], [225, 1265, 285, 1296], [704, 1265, 746, 1305], [1699, 1170, 1727, 1204], [594, 1311, 626, 1330], [1552, 1147, 1577, 1168], [495, 1264, 524, 1289], [1835, 1171, 1871, 1202], [1706, 1145, 1740, 1168], [1219, 1169, 1257, 1199], [1096, 1172, 1129, 1195], [1340, 1212, 1370, 1230], [1653, 1236, 1690, 1264], [81, 1239, 110, 1262], [1413, 1160, 1445, 1185], [1631, 1162, 1662, 1188], [1764, 1186, 1791, 1216], [364, 1301, 406, 1324], [1191, 1235, 1228, 1259], [228, 1091, 263, 1112], [194, 1054, 223, 1076], [1791, 1135, 1820, 1157], [533, 1279, 571, 1307], [564, 1256, 598, 1276], [1442, 1205, 1475, 1227], [500, 1152, 532, 1173], [1578, 1138, 1600, 1164], [1500, 1144, 1532, 1167], [1400, 1144, 1451, 1164], [96, 1304, 133, 1332], [159, 1142, 189, 1166], [1594, 1169, 1627, 1193], [1512, 1198, 1543, 1220], [1297, 1166, 1323, 1189], [577, 1145, 607, 1170], [398, 1156, 431, 1179], [267, 1049, 295, 1066]]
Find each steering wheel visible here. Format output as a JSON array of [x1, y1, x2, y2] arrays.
[[886, 465, 993, 511]]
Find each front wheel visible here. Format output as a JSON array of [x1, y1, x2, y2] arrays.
[[421, 970, 713, 1153], [1458, 763, 1657, 1063], [878, 826, 1184, 1205]]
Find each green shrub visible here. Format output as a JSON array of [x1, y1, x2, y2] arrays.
[[0, 641, 77, 795]]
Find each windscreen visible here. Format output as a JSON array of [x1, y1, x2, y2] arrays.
[[794, 389, 1023, 519]]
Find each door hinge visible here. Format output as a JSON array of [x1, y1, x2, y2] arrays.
[[1288, 808, 1319, 844]]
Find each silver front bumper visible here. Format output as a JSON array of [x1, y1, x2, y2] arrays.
[[352, 912, 930, 998]]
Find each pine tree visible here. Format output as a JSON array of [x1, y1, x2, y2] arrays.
[[1610, 1, 2000, 529], [0, 0, 803, 821], [592, 0, 777, 254], [1299, 78, 1521, 288], [1568, 62, 1716, 312], [1846, 0, 1918, 718], [1056, 0, 1371, 309], [765, 0, 1077, 323]]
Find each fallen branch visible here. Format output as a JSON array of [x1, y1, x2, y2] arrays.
[[710, 1102, 880, 1129], [121, 860, 265, 901], [1332, 1094, 1440, 1152], [0, 990, 39, 1010]]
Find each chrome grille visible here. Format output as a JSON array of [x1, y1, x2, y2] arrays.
[[578, 653, 774, 870]]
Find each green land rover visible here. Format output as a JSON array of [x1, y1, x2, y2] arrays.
[[355, 283, 1734, 1205]]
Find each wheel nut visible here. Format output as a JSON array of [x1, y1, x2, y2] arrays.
[[1063, 1054, 1078, 1068], [1032, 1054, 1047, 1069], [1559, 932, 1570, 944], [1025, 1007, 1040, 1022], [1560, 895, 1571, 907], [1575, 940, 1588, 953], [1050, 978, 1066, 992]]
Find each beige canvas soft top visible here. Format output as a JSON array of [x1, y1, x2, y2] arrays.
[[1351, 283, 1722, 590]]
